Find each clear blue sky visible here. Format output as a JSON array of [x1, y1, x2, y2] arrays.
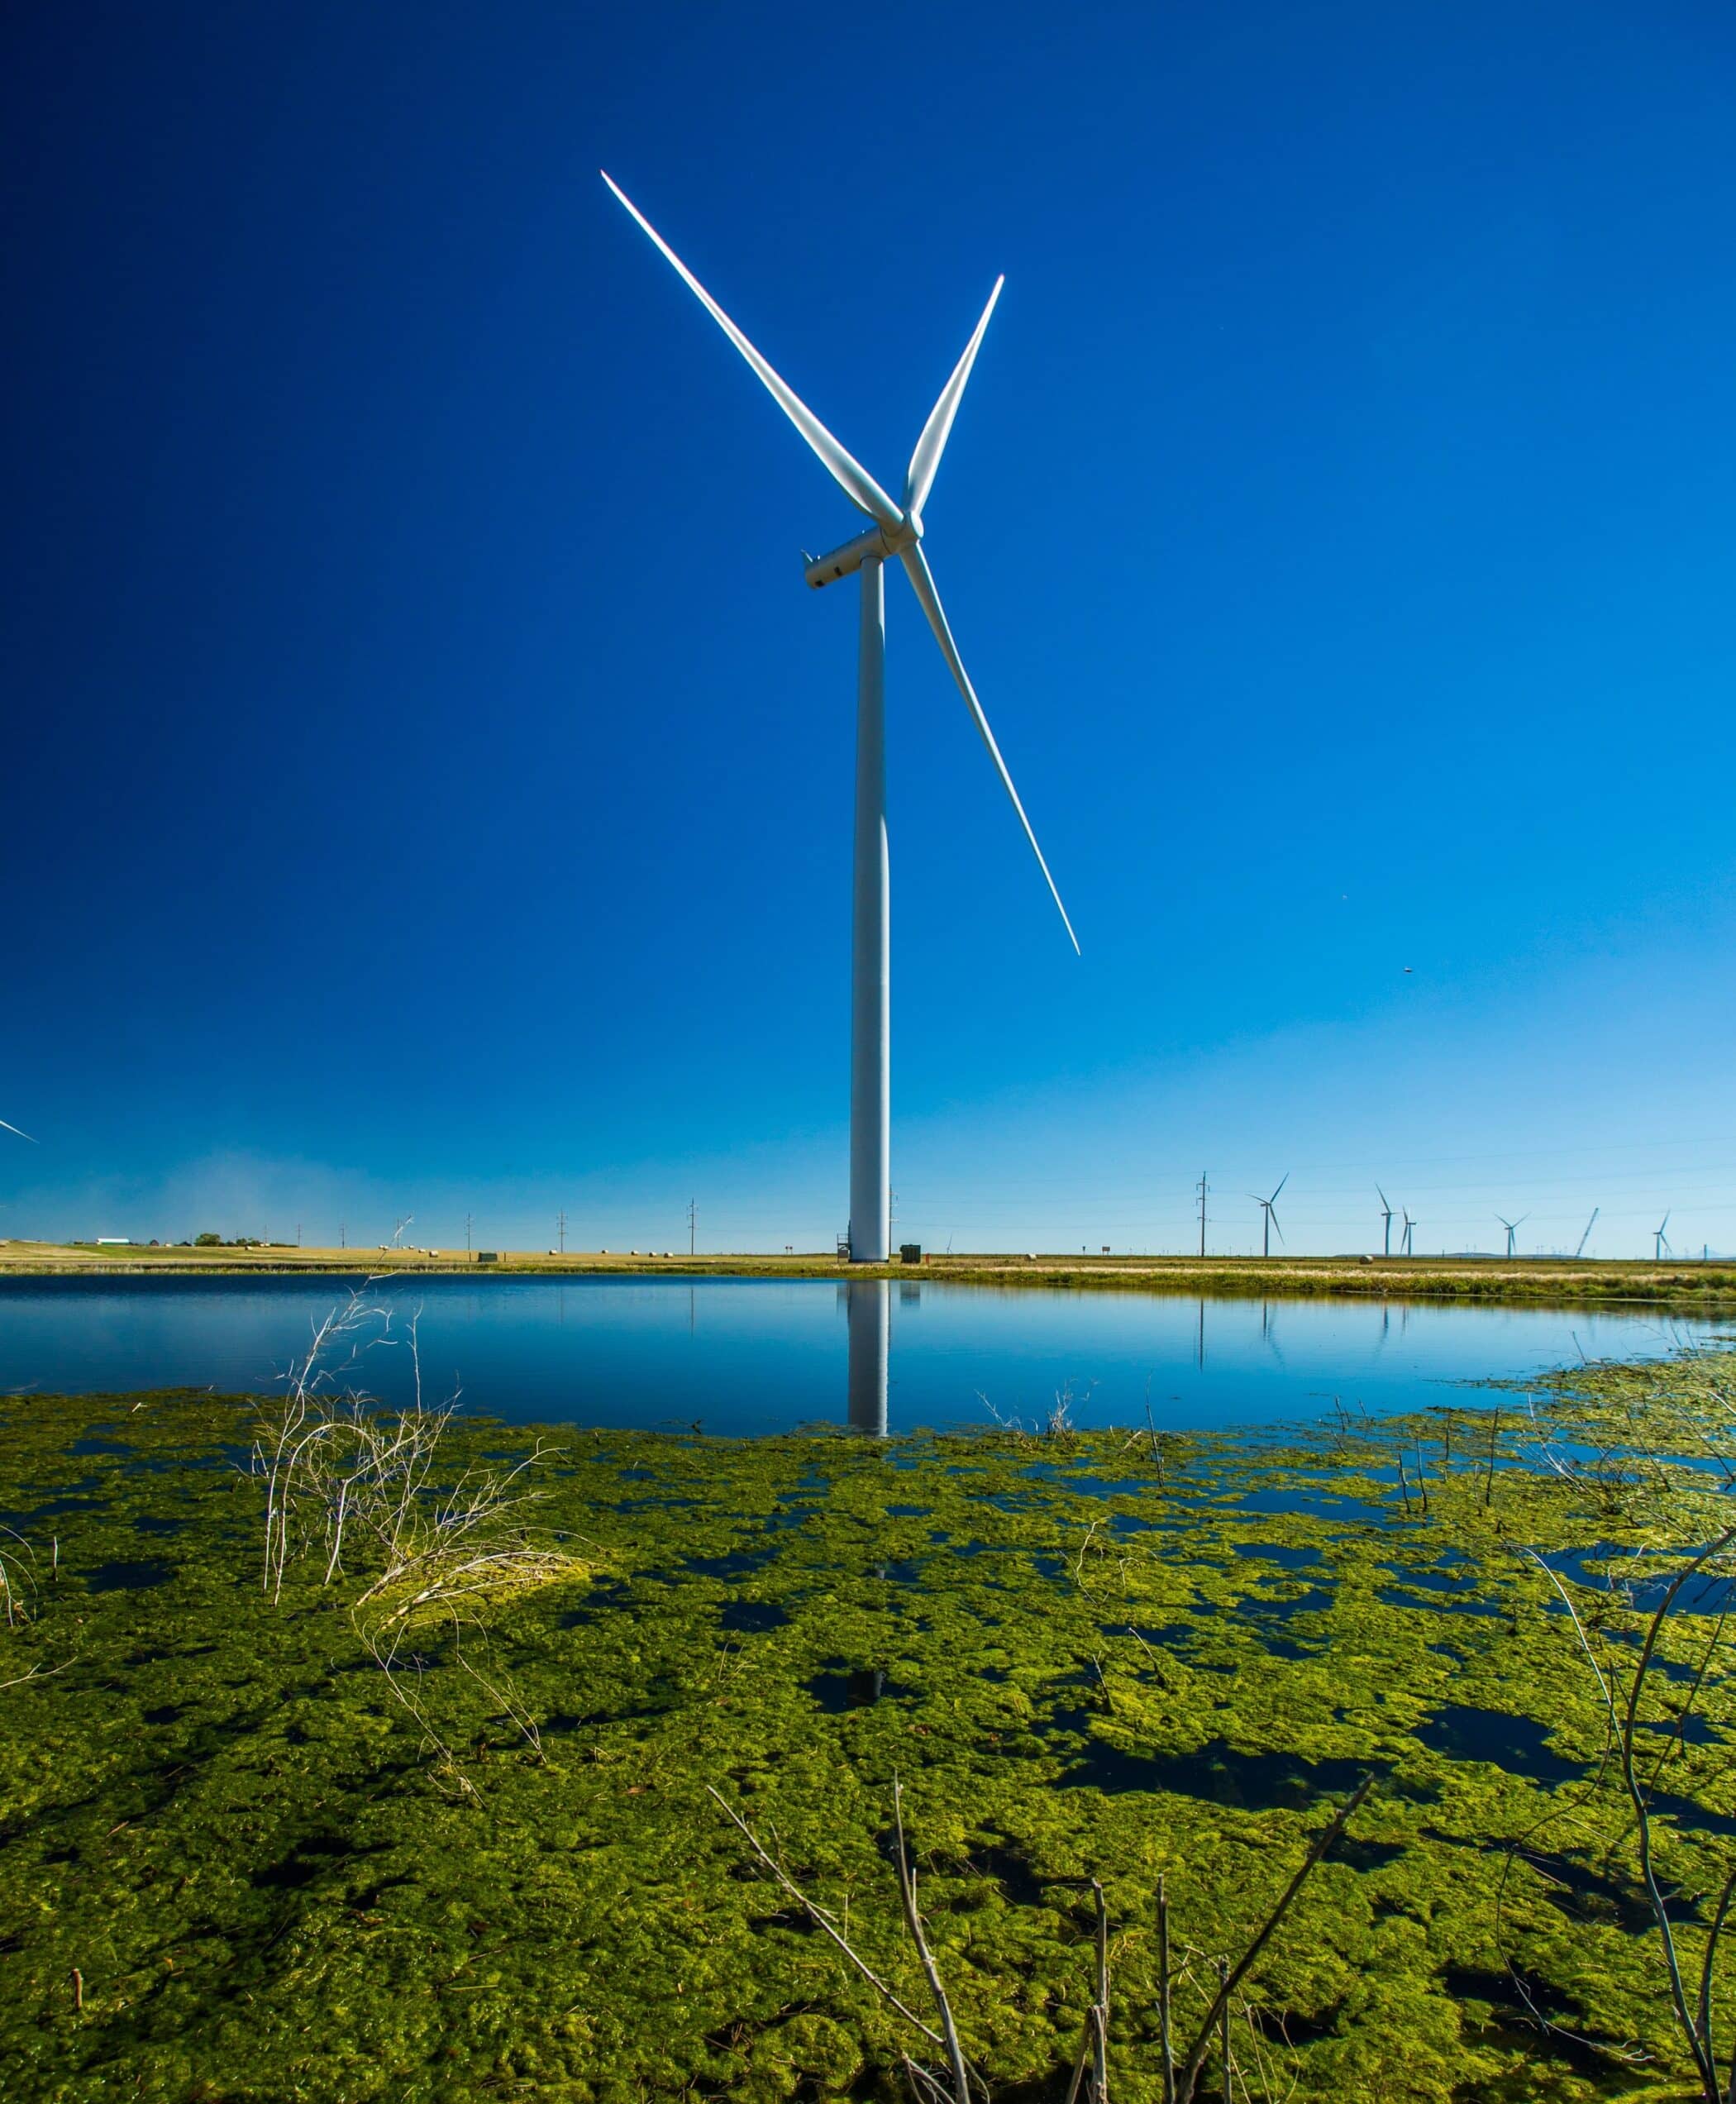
[[6, 0, 1735, 1257]]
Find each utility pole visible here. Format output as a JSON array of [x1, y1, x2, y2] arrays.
[[688, 1198, 696, 1257], [1196, 1171, 1209, 1259], [465, 1211, 473, 1254], [557, 1209, 567, 1255], [295, 1224, 302, 1248], [340, 1222, 346, 1250]]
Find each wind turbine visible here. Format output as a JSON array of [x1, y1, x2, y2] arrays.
[[603, 175, 1076, 1264], [1250, 1174, 1287, 1259], [1654, 1212, 1672, 1261], [1376, 1186, 1394, 1257], [1400, 1209, 1415, 1257], [1496, 1213, 1527, 1258]]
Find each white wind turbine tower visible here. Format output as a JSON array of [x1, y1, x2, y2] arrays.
[[1496, 1212, 1527, 1258], [603, 175, 1077, 1263], [1655, 1212, 1672, 1261]]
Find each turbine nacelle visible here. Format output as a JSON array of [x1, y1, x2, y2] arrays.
[[804, 515, 921, 589]]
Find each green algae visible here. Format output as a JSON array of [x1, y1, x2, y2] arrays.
[[2, 1371, 1734, 2101]]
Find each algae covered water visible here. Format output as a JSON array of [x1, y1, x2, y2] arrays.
[[0, 1271, 1697, 1431], [5, 1357, 1736, 2099]]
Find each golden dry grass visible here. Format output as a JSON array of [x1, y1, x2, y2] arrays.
[[2, 1236, 1733, 1307]]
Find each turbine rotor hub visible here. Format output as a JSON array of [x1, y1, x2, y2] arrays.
[[804, 509, 918, 589]]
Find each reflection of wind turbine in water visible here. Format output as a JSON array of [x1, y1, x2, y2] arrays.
[[847, 1278, 889, 1435]]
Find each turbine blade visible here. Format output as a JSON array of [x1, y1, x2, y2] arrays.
[[899, 543, 1079, 954], [601, 174, 903, 530], [0, 1116, 36, 1143], [904, 277, 1003, 518], [1271, 1173, 1288, 1203], [1271, 1211, 1285, 1246]]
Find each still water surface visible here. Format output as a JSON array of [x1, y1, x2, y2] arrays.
[[0, 1273, 1700, 1435]]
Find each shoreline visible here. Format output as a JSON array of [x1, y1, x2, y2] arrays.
[[2, 1239, 1734, 1309]]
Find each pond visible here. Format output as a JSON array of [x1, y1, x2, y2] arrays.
[[0, 1271, 1702, 1434]]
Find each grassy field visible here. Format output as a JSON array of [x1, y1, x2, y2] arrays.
[[5, 1236, 1734, 1309], [5, 1347, 1736, 2098]]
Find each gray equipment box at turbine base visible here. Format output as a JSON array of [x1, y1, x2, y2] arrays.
[[899, 1243, 923, 1265], [476, 1252, 498, 1263]]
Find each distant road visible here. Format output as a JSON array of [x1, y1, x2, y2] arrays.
[[2, 1241, 1732, 1309]]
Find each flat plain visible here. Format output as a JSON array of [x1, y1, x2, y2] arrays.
[[5, 1238, 1734, 1310]]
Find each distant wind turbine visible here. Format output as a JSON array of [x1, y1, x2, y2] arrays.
[[1496, 1213, 1528, 1258], [1575, 1207, 1600, 1260], [1400, 1209, 1415, 1257], [603, 174, 1076, 1264], [1655, 1212, 1672, 1261], [1250, 1175, 1288, 1259], [1376, 1186, 1395, 1257]]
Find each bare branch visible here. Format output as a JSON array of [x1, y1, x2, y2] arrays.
[[705, 1785, 946, 2052], [1175, 1777, 1373, 2102], [893, 1777, 974, 2104]]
